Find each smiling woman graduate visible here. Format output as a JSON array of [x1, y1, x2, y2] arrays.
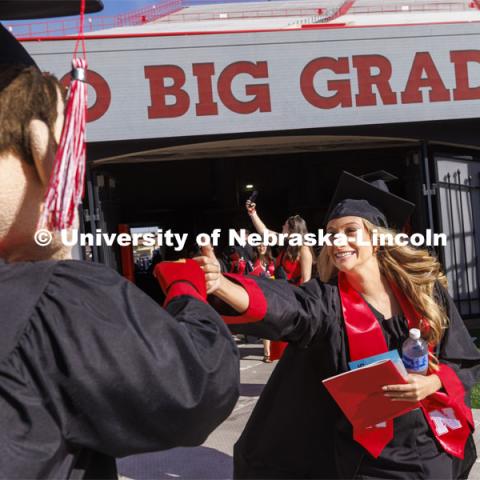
[[0, 5, 238, 479], [195, 171, 480, 479]]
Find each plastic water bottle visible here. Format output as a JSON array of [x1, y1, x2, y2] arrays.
[[402, 328, 428, 375]]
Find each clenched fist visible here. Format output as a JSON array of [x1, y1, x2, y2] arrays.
[[193, 244, 222, 294]]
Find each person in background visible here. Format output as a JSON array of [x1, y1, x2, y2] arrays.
[[246, 201, 313, 359], [250, 244, 276, 362], [227, 229, 255, 275], [246, 203, 313, 285], [251, 244, 275, 279]]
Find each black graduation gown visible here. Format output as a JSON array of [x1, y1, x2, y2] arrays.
[[0, 259, 239, 479], [215, 276, 480, 479]]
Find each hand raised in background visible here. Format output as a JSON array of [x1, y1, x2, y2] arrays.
[[246, 200, 256, 216]]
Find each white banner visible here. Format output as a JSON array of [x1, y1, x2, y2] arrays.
[[25, 22, 480, 142]]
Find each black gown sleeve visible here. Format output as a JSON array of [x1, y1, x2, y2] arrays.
[[210, 274, 340, 348], [21, 260, 240, 457], [436, 284, 480, 402]]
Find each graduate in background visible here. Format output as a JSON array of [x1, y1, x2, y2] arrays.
[[196, 171, 480, 479], [245, 202, 313, 360], [250, 244, 275, 362], [246, 203, 313, 286], [0, 8, 238, 478]]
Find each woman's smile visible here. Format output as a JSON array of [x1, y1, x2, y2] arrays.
[[334, 250, 356, 260]]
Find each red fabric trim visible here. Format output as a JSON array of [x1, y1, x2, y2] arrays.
[[420, 392, 471, 458], [270, 340, 288, 361], [339, 272, 388, 361], [389, 282, 431, 339], [220, 274, 267, 324], [164, 282, 206, 306], [154, 259, 207, 299], [353, 422, 394, 458], [338, 272, 393, 456], [436, 364, 474, 427]]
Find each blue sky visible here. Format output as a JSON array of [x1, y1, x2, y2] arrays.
[[99, 1, 156, 16]]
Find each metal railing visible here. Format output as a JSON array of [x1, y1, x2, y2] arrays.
[[9, 0, 479, 38], [8, 1, 182, 38], [288, 0, 353, 28], [348, 2, 478, 14], [157, 7, 327, 22]]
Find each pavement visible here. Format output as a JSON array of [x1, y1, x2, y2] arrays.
[[117, 342, 480, 480]]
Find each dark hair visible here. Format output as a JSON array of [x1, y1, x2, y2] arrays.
[[0, 65, 64, 165], [252, 244, 274, 264], [285, 214, 309, 261]]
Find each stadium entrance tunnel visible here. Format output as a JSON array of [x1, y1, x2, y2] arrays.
[[85, 134, 421, 268], [83, 134, 480, 320]]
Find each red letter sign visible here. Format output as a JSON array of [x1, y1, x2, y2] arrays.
[[300, 57, 352, 109], [193, 63, 218, 116], [401, 52, 450, 104], [451, 50, 480, 101], [217, 61, 271, 114], [145, 65, 190, 118], [353, 55, 397, 107]]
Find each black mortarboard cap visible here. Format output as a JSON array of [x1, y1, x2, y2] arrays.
[[0, 1, 103, 20], [325, 171, 415, 229], [0, 1, 103, 68], [0, 23, 35, 66]]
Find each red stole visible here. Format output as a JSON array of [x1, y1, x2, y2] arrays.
[[338, 272, 472, 459]]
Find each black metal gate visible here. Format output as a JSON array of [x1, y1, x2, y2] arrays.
[[434, 155, 480, 319]]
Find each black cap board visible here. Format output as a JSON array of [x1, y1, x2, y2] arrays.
[[325, 171, 415, 229], [0, 1, 104, 20], [0, 1, 104, 68], [0, 23, 35, 66]]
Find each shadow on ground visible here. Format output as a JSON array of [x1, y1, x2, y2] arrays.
[[239, 383, 265, 396], [238, 346, 263, 359], [118, 446, 232, 479]]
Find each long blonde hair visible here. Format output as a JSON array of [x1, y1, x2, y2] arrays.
[[318, 220, 448, 368]]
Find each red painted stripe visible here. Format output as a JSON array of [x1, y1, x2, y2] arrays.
[[302, 23, 346, 29]]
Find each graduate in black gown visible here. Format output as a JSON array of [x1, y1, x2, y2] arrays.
[[195, 171, 480, 479], [0, 9, 239, 478]]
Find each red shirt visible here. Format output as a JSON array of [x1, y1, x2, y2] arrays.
[[251, 258, 275, 278], [276, 249, 302, 285]]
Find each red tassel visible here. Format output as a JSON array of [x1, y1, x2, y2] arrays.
[[39, 0, 87, 231], [39, 57, 87, 231]]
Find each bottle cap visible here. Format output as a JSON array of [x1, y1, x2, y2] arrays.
[[409, 328, 421, 340]]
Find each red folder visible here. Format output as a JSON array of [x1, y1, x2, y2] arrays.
[[323, 360, 419, 429]]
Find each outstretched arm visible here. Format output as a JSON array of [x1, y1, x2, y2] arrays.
[[246, 200, 279, 236], [195, 245, 339, 346]]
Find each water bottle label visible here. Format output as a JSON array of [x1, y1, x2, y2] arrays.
[[402, 354, 428, 372]]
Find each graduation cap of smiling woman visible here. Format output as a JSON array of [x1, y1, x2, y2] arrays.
[[325, 171, 416, 229]]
